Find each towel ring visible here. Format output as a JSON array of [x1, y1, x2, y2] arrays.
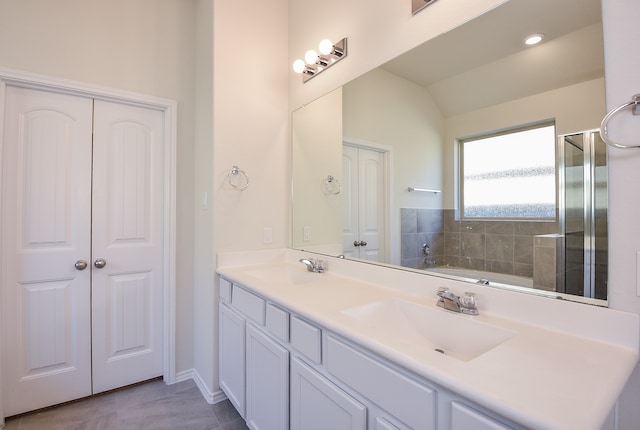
[[322, 175, 341, 195], [600, 94, 640, 149], [227, 165, 249, 190]]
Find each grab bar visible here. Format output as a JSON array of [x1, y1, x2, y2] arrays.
[[600, 94, 640, 149]]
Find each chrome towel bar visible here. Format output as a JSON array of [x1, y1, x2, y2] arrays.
[[408, 187, 441, 193]]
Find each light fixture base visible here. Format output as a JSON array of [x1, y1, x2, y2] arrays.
[[301, 38, 348, 83], [412, 0, 438, 15]]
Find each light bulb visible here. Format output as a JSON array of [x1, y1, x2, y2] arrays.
[[318, 39, 333, 55], [292, 59, 305, 74], [304, 49, 318, 64]]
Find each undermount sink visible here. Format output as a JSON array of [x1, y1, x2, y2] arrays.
[[341, 299, 516, 361], [246, 265, 327, 285]]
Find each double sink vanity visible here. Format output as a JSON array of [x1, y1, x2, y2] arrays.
[[217, 249, 639, 430]]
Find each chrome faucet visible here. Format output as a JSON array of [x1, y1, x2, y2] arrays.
[[299, 258, 326, 273], [436, 287, 478, 315]]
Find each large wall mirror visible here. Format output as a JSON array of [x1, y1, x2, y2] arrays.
[[292, 0, 607, 305]]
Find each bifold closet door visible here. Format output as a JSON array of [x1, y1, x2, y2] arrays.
[[1, 86, 94, 416], [1, 87, 165, 415]]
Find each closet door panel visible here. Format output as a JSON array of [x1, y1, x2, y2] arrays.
[[1, 86, 93, 415], [90, 100, 165, 393]]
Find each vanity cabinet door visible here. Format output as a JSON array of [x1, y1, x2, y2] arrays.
[[246, 323, 289, 430], [290, 357, 366, 430], [219, 303, 246, 418]]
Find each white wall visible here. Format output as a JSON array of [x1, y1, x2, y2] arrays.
[[292, 88, 343, 251], [210, 0, 289, 397], [602, 0, 640, 427], [343, 67, 444, 211], [0, 0, 197, 377], [192, 0, 214, 394], [290, 0, 640, 428]]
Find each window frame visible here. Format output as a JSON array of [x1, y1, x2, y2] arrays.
[[457, 121, 558, 221]]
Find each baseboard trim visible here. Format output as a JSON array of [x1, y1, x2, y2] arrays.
[[174, 368, 228, 405]]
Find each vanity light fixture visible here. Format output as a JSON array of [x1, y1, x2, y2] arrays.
[[524, 34, 544, 46], [292, 38, 347, 83]]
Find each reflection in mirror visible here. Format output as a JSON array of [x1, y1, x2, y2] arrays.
[[291, 0, 607, 305]]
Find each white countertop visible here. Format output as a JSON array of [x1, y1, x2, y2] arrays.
[[217, 249, 640, 430]]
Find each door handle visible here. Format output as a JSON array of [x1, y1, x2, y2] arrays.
[[94, 258, 107, 269], [74, 260, 88, 270], [353, 240, 368, 247]]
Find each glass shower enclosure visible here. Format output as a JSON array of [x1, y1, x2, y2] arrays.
[[558, 130, 608, 300]]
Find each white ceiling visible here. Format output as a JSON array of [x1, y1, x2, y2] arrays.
[[380, 0, 604, 117]]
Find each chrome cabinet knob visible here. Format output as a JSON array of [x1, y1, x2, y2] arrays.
[[360, 241, 367, 246], [75, 260, 88, 270], [94, 258, 107, 269], [353, 241, 361, 247], [353, 240, 368, 247]]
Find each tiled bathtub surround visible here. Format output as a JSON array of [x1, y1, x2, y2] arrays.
[[400, 208, 559, 290]]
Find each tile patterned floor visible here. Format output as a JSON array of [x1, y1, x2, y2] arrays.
[[2, 378, 248, 430]]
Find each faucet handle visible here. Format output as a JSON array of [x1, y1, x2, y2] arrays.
[[461, 291, 477, 308], [314, 259, 327, 273], [436, 287, 449, 297]]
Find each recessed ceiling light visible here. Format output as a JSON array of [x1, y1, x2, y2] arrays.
[[524, 34, 544, 46]]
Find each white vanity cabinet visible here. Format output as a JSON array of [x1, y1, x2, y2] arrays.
[[219, 280, 289, 429], [218, 276, 524, 430]]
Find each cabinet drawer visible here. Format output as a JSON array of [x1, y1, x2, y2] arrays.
[[266, 303, 289, 342], [326, 335, 436, 430], [451, 401, 514, 430], [231, 285, 265, 324], [219, 277, 232, 303], [290, 316, 321, 363]]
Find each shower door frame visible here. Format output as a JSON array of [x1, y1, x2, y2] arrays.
[[557, 129, 607, 299]]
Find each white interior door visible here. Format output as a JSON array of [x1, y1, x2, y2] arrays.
[[90, 100, 165, 393], [342, 145, 359, 258], [1, 86, 94, 415], [358, 147, 384, 261], [1, 87, 165, 414], [342, 144, 385, 262]]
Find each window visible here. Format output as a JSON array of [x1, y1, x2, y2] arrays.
[[460, 123, 556, 219]]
